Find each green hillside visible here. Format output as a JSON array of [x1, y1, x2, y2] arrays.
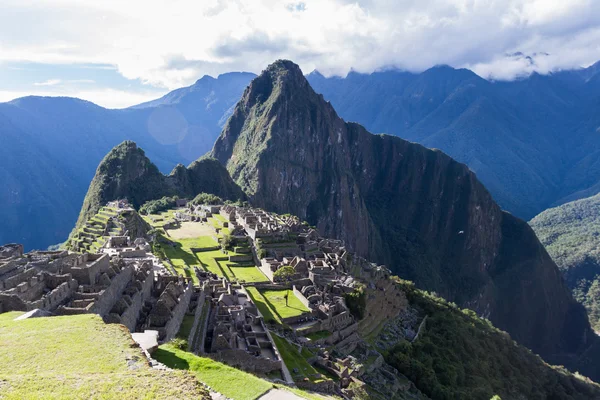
[[531, 193, 600, 331], [0, 312, 210, 399]]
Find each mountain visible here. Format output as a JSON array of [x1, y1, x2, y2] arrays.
[[0, 72, 254, 250], [211, 60, 593, 363], [75, 141, 244, 230], [306, 64, 600, 220], [531, 193, 600, 332]]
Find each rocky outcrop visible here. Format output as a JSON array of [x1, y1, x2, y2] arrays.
[[211, 60, 593, 361], [75, 141, 245, 230]]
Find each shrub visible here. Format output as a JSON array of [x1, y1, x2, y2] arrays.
[[140, 196, 179, 215], [190, 193, 223, 206]]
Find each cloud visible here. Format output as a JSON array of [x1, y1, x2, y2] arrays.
[[34, 79, 61, 86], [0, 0, 600, 88]]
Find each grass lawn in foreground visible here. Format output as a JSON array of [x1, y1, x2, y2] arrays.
[[153, 344, 272, 400], [0, 312, 208, 399]]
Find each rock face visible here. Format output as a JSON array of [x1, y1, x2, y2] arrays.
[[76, 141, 244, 230], [211, 60, 592, 360]]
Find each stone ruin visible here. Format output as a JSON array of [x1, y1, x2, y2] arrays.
[[202, 280, 282, 374], [0, 242, 192, 342]]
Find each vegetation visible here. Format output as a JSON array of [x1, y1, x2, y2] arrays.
[[153, 343, 272, 400], [384, 279, 600, 400], [530, 193, 600, 330], [190, 192, 224, 205], [273, 265, 296, 283], [344, 285, 367, 319], [271, 335, 330, 384], [245, 288, 310, 324], [0, 312, 208, 399], [140, 195, 180, 215]]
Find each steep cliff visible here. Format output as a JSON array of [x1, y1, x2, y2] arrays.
[[75, 141, 244, 230], [211, 60, 592, 361]]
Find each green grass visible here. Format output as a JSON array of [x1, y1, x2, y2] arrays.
[[271, 335, 329, 384], [196, 249, 229, 277], [246, 287, 281, 323], [153, 344, 273, 400], [177, 314, 195, 340], [213, 214, 227, 222], [245, 288, 310, 324], [0, 312, 208, 399], [179, 236, 219, 249], [227, 263, 269, 283]]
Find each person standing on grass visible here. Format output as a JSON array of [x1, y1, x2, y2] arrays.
[[284, 291, 289, 307]]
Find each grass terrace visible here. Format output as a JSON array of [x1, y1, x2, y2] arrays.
[[245, 288, 311, 324], [271, 335, 332, 385], [0, 312, 209, 399], [153, 343, 273, 400]]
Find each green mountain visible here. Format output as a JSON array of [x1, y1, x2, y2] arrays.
[[531, 193, 600, 332], [75, 141, 244, 230], [211, 60, 592, 364], [385, 279, 600, 400]]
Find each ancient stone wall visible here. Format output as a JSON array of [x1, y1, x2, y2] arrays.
[[163, 281, 193, 342], [296, 379, 336, 394], [89, 266, 134, 317], [119, 270, 154, 331], [293, 285, 311, 308], [67, 254, 110, 285], [187, 288, 207, 352], [211, 349, 282, 374], [3, 267, 36, 290], [32, 279, 78, 311]]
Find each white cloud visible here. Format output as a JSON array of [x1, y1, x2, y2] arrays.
[[34, 79, 61, 86], [1, 0, 600, 87]]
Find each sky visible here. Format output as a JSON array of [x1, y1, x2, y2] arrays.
[[1, 0, 600, 108]]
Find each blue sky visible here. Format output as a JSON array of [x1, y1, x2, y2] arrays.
[[1, 0, 600, 108]]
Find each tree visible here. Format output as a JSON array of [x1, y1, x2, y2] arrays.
[[273, 266, 296, 283], [221, 234, 233, 252]]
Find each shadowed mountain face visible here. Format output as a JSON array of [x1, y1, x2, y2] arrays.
[[211, 60, 593, 362], [307, 63, 600, 221], [0, 72, 254, 250], [75, 140, 244, 231]]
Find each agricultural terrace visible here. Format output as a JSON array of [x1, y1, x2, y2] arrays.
[[271, 335, 334, 385], [0, 312, 209, 399], [245, 287, 311, 324]]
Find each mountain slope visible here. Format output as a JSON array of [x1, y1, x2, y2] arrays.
[[75, 141, 244, 230], [0, 73, 253, 250], [531, 193, 600, 332], [307, 64, 600, 220], [211, 60, 592, 363]]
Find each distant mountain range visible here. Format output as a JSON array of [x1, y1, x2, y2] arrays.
[[306, 62, 600, 220], [5, 59, 600, 252], [0, 72, 254, 250]]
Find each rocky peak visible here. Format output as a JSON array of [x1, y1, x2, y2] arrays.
[[211, 60, 594, 363]]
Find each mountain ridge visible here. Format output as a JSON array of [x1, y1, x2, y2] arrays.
[[210, 60, 594, 364]]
